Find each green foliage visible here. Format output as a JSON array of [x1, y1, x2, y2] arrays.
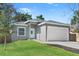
[[71, 10, 79, 25], [0, 4, 15, 37], [36, 14, 45, 21], [0, 3, 16, 47], [74, 28, 79, 33], [71, 16, 77, 25], [71, 10, 79, 33], [15, 12, 32, 21], [0, 40, 78, 56], [0, 3, 16, 21], [0, 11, 9, 37]]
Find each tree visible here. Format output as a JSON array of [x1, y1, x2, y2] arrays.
[[15, 12, 32, 22], [36, 14, 45, 21], [0, 3, 16, 23], [68, 3, 79, 32], [71, 16, 77, 25], [0, 11, 10, 55], [0, 3, 16, 55], [67, 4, 78, 25], [71, 10, 79, 32], [71, 10, 79, 24]]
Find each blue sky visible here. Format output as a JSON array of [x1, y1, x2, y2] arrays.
[[13, 3, 77, 24]]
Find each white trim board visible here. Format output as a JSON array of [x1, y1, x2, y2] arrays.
[[17, 27, 26, 37]]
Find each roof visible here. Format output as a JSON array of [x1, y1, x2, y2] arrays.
[[11, 22, 28, 26], [11, 20, 69, 27], [24, 20, 44, 24], [38, 21, 69, 27]]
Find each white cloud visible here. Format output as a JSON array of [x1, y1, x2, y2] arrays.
[[47, 3, 53, 5], [47, 3, 58, 7], [53, 4, 58, 6], [17, 8, 31, 13]]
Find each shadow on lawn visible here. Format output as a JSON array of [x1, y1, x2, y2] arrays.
[[48, 44, 79, 54]]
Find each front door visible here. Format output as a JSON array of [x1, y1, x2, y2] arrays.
[[30, 28, 35, 38]]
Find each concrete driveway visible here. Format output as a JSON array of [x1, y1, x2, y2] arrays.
[[34, 40, 79, 53], [44, 42, 79, 50], [44, 42, 79, 54]]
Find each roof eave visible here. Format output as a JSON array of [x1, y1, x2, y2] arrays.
[[38, 22, 69, 27]]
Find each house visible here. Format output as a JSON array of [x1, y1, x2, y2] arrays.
[[11, 20, 69, 42]]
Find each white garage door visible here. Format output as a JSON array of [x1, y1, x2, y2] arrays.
[[47, 26, 69, 42]]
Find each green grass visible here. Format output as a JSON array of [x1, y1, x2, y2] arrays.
[[0, 40, 78, 56]]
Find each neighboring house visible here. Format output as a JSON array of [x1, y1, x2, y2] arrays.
[[11, 20, 69, 42]]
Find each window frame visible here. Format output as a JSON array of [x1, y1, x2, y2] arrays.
[[36, 27, 41, 34], [31, 30, 33, 34], [17, 27, 26, 36]]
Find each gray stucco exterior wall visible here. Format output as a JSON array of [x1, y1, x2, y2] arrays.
[[37, 24, 69, 42], [36, 25, 46, 42], [11, 25, 29, 40]]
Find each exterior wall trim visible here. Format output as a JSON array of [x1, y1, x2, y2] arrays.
[[38, 24, 69, 28], [17, 27, 26, 37]]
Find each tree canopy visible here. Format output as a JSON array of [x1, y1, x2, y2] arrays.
[[0, 3, 16, 44], [0, 3, 16, 23], [15, 12, 32, 22], [36, 14, 45, 21], [71, 10, 79, 25]]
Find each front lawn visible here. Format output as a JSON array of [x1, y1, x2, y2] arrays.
[[0, 40, 78, 56]]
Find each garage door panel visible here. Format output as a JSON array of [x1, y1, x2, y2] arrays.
[[47, 26, 69, 41]]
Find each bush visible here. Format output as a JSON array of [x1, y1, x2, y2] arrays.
[[0, 35, 11, 43]]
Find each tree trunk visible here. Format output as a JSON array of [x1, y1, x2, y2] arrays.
[[4, 36, 7, 55]]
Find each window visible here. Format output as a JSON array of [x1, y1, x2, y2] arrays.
[[31, 30, 33, 34], [17, 27, 26, 36], [36, 27, 41, 34]]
